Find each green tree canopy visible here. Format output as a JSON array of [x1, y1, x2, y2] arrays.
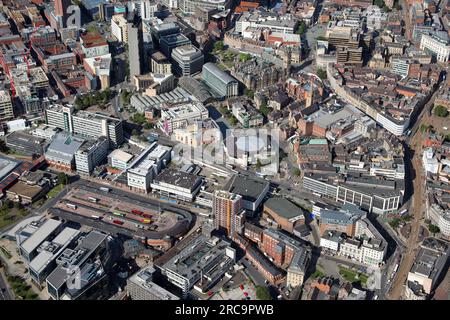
[[316, 68, 327, 80], [434, 105, 449, 118]]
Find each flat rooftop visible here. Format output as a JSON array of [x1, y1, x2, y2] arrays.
[[264, 197, 305, 220], [20, 219, 62, 254], [225, 174, 269, 203]]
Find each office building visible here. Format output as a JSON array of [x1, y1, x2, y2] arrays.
[[17, 219, 63, 262], [225, 174, 270, 211], [0, 90, 13, 122], [111, 14, 129, 42], [140, 0, 160, 20], [150, 169, 203, 202], [171, 45, 204, 76], [128, 22, 144, 77], [178, 0, 232, 15], [46, 230, 115, 300], [44, 105, 124, 147], [213, 190, 244, 237], [5, 131, 46, 156], [420, 33, 450, 62], [303, 173, 403, 215], [45, 133, 85, 171], [202, 63, 238, 98], [29, 227, 80, 284], [127, 143, 172, 193], [151, 51, 172, 75], [159, 33, 191, 58], [74, 137, 109, 175], [158, 100, 209, 134], [406, 238, 449, 299], [157, 233, 235, 295], [127, 266, 179, 300], [108, 149, 134, 171]]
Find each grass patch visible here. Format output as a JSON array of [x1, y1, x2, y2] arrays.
[[0, 246, 12, 259], [311, 269, 325, 279], [0, 207, 29, 230], [7, 276, 39, 300], [47, 184, 65, 199], [338, 266, 368, 286]]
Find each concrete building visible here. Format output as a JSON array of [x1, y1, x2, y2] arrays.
[[128, 22, 144, 77], [225, 174, 270, 212], [427, 204, 450, 237], [17, 219, 64, 262], [45, 133, 85, 171], [28, 227, 80, 284], [406, 238, 449, 298], [74, 137, 109, 175], [108, 149, 134, 171], [263, 197, 306, 233], [44, 105, 124, 147], [111, 15, 128, 42], [0, 90, 14, 122], [319, 203, 366, 237], [303, 173, 403, 215], [159, 33, 191, 58], [157, 233, 235, 295], [422, 147, 439, 175], [202, 63, 238, 98], [171, 45, 204, 76], [80, 32, 109, 58], [178, 0, 232, 15], [150, 168, 203, 202], [158, 101, 209, 134], [127, 143, 172, 193], [213, 190, 244, 237], [420, 33, 450, 62], [5, 131, 46, 156], [46, 230, 115, 300], [127, 266, 179, 300], [151, 51, 172, 75]]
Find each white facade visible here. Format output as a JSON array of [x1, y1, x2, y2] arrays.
[[420, 34, 450, 62], [427, 204, 450, 237], [422, 147, 439, 174], [75, 138, 109, 175], [111, 15, 128, 43], [320, 236, 340, 252], [375, 112, 409, 136]]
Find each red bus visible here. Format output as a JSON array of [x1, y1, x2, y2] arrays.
[[132, 209, 144, 216], [113, 219, 124, 225]]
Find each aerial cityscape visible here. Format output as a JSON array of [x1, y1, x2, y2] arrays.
[[0, 0, 449, 304]]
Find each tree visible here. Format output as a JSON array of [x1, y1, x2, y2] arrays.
[[434, 105, 449, 118], [239, 53, 252, 62], [144, 122, 153, 130], [255, 286, 272, 300], [259, 104, 273, 117], [228, 117, 238, 126], [57, 173, 68, 186], [292, 168, 301, 176], [244, 88, 254, 99], [131, 129, 139, 136], [316, 68, 327, 80], [428, 224, 440, 235], [296, 21, 307, 35], [389, 218, 401, 229], [373, 0, 386, 8], [214, 41, 224, 52]]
